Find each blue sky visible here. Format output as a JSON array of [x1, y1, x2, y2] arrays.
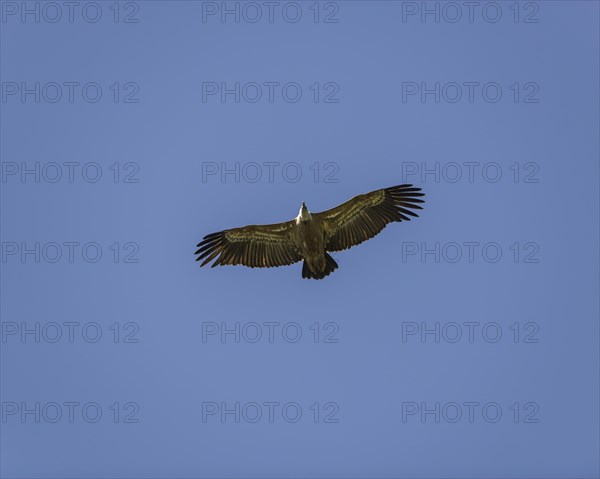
[[1, 1, 599, 477]]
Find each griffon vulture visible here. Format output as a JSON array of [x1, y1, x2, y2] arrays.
[[195, 184, 425, 279]]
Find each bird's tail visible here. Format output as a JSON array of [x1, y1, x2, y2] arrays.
[[302, 253, 338, 280]]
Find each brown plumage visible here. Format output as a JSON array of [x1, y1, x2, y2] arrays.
[[195, 184, 425, 279]]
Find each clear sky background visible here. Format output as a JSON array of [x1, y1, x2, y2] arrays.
[[1, 1, 599, 477]]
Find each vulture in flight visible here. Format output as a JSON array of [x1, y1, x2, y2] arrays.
[[195, 184, 425, 279]]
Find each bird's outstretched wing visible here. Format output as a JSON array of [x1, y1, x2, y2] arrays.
[[315, 184, 425, 252], [195, 221, 302, 268]]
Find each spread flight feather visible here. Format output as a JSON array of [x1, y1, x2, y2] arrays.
[[195, 184, 424, 279]]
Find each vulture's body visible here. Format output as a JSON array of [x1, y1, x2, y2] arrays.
[[291, 206, 336, 279], [195, 184, 424, 279]]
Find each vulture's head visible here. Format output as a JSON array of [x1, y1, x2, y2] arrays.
[[296, 202, 311, 223]]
